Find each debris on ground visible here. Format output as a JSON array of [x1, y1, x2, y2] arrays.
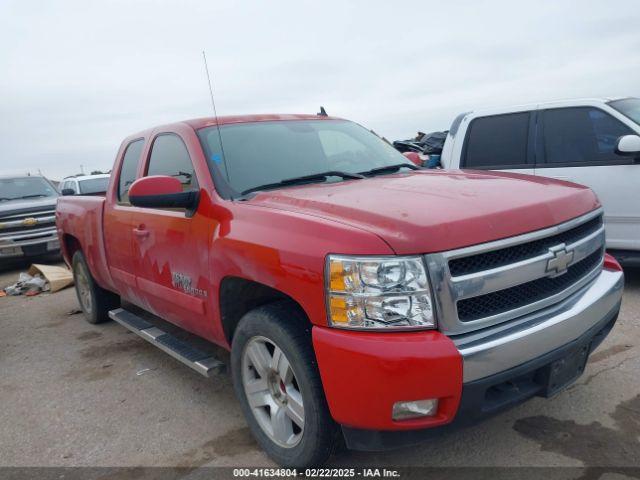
[[2, 264, 74, 297], [28, 264, 74, 292], [4, 272, 48, 296], [67, 308, 83, 316]]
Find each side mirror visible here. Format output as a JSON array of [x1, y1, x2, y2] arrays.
[[61, 188, 75, 196], [129, 175, 199, 216], [615, 134, 640, 159]]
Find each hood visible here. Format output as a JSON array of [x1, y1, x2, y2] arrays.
[[246, 170, 600, 254], [0, 197, 59, 218]]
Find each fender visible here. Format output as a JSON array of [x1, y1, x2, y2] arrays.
[[208, 201, 395, 338]]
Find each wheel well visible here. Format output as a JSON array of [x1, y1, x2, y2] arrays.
[[63, 234, 82, 262], [219, 277, 309, 343]]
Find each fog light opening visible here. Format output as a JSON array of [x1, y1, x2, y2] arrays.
[[392, 398, 439, 421]]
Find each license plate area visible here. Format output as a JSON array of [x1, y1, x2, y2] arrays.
[[538, 342, 590, 397], [22, 244, 48, 256]]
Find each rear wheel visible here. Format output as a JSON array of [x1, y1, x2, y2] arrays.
[[231, 302, 338, 467], [72, 251, 119, 324]]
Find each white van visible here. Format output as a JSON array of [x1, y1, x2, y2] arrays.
[[439, 97, 640, 266]]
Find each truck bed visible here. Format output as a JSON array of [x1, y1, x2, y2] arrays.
[[55, 196, 116, 292]]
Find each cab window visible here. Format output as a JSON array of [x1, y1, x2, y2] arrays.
[[462, 112, 530, 169], [146, 134, 198, 191], [118, 139, 145, 203], [541, 107, 634, 166]]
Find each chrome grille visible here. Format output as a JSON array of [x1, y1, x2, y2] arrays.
[[448, 215, 603, 276], [457, 248, 603, 322], [0, 208, 56, 237], [425, 208, 606, 336]]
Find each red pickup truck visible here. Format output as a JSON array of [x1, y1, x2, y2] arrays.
[[56, 113, 624, 467]]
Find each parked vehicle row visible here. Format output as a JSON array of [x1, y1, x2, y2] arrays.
[[0, 173, 111, 261], [56, 113, 624, 467], [400, 97, 640, 267]]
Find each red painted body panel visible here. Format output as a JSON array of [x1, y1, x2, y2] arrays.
[[55, 114, 602, 432], [56, 196, 117, 292], [246, 169, 600, 254], [604, 252, 623, 272], [312, 326, 462, 430], [209, 202, 393, 343]]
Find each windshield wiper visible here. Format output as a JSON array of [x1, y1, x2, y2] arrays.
[[359, 163, 419, 177], [0, 194, 46, 201], [240, 171, 365, 197], [16, 194, 49, 199]]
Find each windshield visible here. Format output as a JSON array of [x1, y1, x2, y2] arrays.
[[79, 177, 109, 194], [197, 119, 412, 195], [608, 98, 640, 126], [0, 177, 58, 201]]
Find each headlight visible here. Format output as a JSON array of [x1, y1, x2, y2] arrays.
[[326, 255, 436, 330]]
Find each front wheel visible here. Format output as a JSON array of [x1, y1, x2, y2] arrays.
[[231, 302, 338, 467]]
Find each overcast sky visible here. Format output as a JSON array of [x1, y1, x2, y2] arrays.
[[1, 0, 639, 180]]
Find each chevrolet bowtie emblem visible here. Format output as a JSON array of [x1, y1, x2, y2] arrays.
[[22, 217, 38, 227], [546, 244, 574, 277]]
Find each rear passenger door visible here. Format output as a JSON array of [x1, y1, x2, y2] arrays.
[[535, 107, 639, 250], [460, 111, 535, 176], [130, 132, 211, 336], [104, 138, 145, 296]]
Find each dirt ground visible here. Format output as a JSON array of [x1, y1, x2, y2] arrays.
[[0, 257, 638, 469]]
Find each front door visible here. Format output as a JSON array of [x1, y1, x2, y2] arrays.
[[130, 131, 212, 338], [535, 106, 640, 251]]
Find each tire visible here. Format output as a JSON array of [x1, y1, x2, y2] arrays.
[[72, 251, 120, 324], [231, 301, 339, 468]]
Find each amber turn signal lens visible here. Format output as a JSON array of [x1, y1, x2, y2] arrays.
[[329, 261, 346, 291], [329, 296, 349, 324]]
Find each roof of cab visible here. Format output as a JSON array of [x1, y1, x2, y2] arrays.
[[124, 114, 342, 143], [64, 173, 111, 181], [185, 113, 341, 130], [461, 96, 633, 118]]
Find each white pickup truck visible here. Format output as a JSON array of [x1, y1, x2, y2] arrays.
[[438, 97, 640, 267]]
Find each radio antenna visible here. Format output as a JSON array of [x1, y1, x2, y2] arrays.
[[202, 51, 218, 117], [202, 50, 230, 185]]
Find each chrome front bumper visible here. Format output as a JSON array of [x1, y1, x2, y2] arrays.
[[454, 269, 624, 382], [0, 228, 60, 258]]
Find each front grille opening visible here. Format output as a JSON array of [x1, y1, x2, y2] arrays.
[[0, 221, 56, 235], [449, 215, 602, 277], [0, 209, 56, 222], [457, 248, 603, 322]]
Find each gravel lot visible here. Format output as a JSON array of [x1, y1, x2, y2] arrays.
[[0, 257, 638, 469]]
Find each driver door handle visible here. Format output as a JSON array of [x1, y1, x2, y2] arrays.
[[133, 225, 149, 238]]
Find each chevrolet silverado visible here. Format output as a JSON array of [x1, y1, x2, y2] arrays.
[[1, 175, 60, 261], [56, 114, 624, 467]]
